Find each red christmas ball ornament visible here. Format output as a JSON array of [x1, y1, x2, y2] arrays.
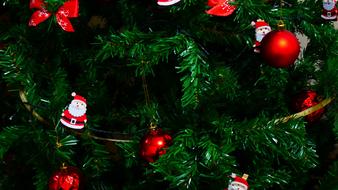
[[140, 124, 172, 162], [49, 165, 81, 190], [293, 90, 325, 123], [260, 27, 300, 68]]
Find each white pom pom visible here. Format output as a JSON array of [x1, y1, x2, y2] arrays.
[[71, 92, 76, 97], [251, 21, 256, 27], [231, 173, 237, 178]]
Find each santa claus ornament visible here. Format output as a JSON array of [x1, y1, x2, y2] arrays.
[[140, 123, 172, 162], [251, 19, 271, 53], [260, 21, 300, 68], [49, 165, 81, 190], [206, 0, 237, 16], [60, 92, 87, 129], [321, 0, 337, 20], [225, 173, 249, 190], [157, 0, 180, 6]]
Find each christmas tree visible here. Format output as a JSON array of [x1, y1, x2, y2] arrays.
[[0, 0, 337, 189]]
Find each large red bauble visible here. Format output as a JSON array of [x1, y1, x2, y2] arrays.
[[49, 166, 81, 190], [293, 90, 325, 123], [260, 29, 300, 68], [140, 128, 172, 162]]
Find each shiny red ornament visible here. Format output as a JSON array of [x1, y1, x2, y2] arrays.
[[49, 166, 81, 190], [28, 0, 79, 32], [140, 127, 172, 162], [293, 90, 325, 123], [206, 0, 236, 16], [260, 29, 300, 68]]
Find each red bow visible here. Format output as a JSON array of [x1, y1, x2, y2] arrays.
[[28, 0, 79, 32], [206, 0, 236, 16]]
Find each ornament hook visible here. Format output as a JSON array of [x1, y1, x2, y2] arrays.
[[277, 20, 285, 30], [149, 122, 157, 130], [61, 163, 68, 170]]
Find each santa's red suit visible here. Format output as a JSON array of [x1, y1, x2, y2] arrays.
[[321, 0, 337, 20], [321, 6, 337, 20], [60, 109, 87, 129]]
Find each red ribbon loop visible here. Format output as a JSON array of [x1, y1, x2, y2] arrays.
[[28, 0, 79, 32]]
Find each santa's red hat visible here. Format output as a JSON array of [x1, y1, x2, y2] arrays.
[[227, 173, 249, 190], [232, 176, 249, 189], [71, 92, 86, 105], [251, 19, 270, 29]]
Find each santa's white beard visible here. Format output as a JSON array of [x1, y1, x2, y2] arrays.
[[256, 33, 265, 42], [228, 185, 246, 190], [323, 2, 335, 10], [68, 104, 87, 117], [228, 182, 247, 190]]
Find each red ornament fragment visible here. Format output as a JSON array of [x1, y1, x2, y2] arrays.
[[49, 166, 81, 190], [293, 90, 325, 123], [140, 127, 172, 162], [206, 0, 237, 16], [260, 29, 300, 68]]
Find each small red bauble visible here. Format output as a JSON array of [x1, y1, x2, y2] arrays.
[[49, 166, 81, 190], [293, 90, 325, 123], [140, 127, 172, 162], [260, 29, 300, 68]]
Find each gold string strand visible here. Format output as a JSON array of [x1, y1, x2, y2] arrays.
[[274, 97, 334, 123], [20, 92, 334, 142], [141, 60, 151, 106], [279, 0, 284, 20], [19, 90, 49, 125], [87, 134, 133, 142], [278, 0, 285, 29], [140, 60, 158, 129]]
